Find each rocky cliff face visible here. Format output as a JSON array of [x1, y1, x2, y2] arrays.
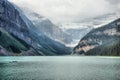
[[18, 10, 72, 44], [73, 18, 120, 56], [0, 0, 71, 56], [0, 28, 38, 56]]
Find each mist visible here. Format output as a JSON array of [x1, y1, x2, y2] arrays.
[[9, 0, 119, 24]]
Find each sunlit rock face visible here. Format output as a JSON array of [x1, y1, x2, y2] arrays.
[[73, 18, 120, 56], [0, 0, 71, 56]]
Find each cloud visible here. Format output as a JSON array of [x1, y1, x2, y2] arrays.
[[106, 0, 120, 9], [9, 0, 117, 24]]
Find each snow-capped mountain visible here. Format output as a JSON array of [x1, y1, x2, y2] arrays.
[[9, 0, 120, 47], [0, 0, 71, 56], [23, 8, 120, 48], [58, 13, 120, 47]]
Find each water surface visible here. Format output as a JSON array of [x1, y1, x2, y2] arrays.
[[0, 56, 120, 80]]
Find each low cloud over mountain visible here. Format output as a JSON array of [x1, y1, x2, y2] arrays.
[[10, 0, 118, 24]]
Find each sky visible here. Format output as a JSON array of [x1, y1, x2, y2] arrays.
[[9, 0, 120, 24]]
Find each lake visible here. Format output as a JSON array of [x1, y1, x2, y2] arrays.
[[0, 56, 120, 80]]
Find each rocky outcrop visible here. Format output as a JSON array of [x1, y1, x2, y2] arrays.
[[73, 18, 120, 56], [0, 0, 71, 56]]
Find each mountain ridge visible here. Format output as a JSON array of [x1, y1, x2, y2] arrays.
[[0, 0, 71, 56], [73, 18, 120, 56]]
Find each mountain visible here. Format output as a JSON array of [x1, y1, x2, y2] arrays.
[[16, 8, 72, 44], [0, 0, 71, 56], [86, 37, 120, 56], [73, 18, 120, 56], [58, 13, 119, 46], [0, 28, 26, 56], [66, 28, 92, 45]]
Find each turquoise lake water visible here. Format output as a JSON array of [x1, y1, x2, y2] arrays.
[[0, 56, 120, 80]]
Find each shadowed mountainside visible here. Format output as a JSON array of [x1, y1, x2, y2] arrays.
[[0, 0, 71, 56]]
